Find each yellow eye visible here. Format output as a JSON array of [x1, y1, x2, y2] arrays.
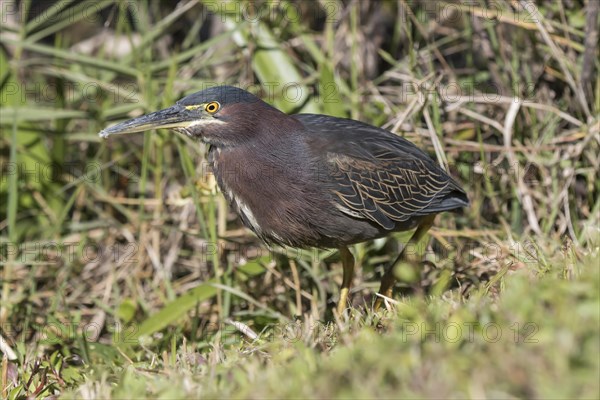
[[205, 101, 220, 113]]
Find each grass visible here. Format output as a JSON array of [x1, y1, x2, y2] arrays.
[[1, 0, 599, 398], [11, 245, 596, 399]]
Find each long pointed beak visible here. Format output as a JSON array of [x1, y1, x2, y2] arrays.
[[99, 104, 197, 138]]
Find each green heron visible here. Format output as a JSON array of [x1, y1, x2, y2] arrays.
[[99, 85, 468, 315]]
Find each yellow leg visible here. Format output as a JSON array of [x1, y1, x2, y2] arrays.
[[336, 246, 355, 315], [375, 215, 436, 310]]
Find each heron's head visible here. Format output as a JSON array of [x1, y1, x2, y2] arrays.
[[99, 85, 297, 146]]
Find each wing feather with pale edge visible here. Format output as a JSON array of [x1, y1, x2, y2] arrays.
[[296, 113, 468, 230], [328, 150, 454, 230]]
